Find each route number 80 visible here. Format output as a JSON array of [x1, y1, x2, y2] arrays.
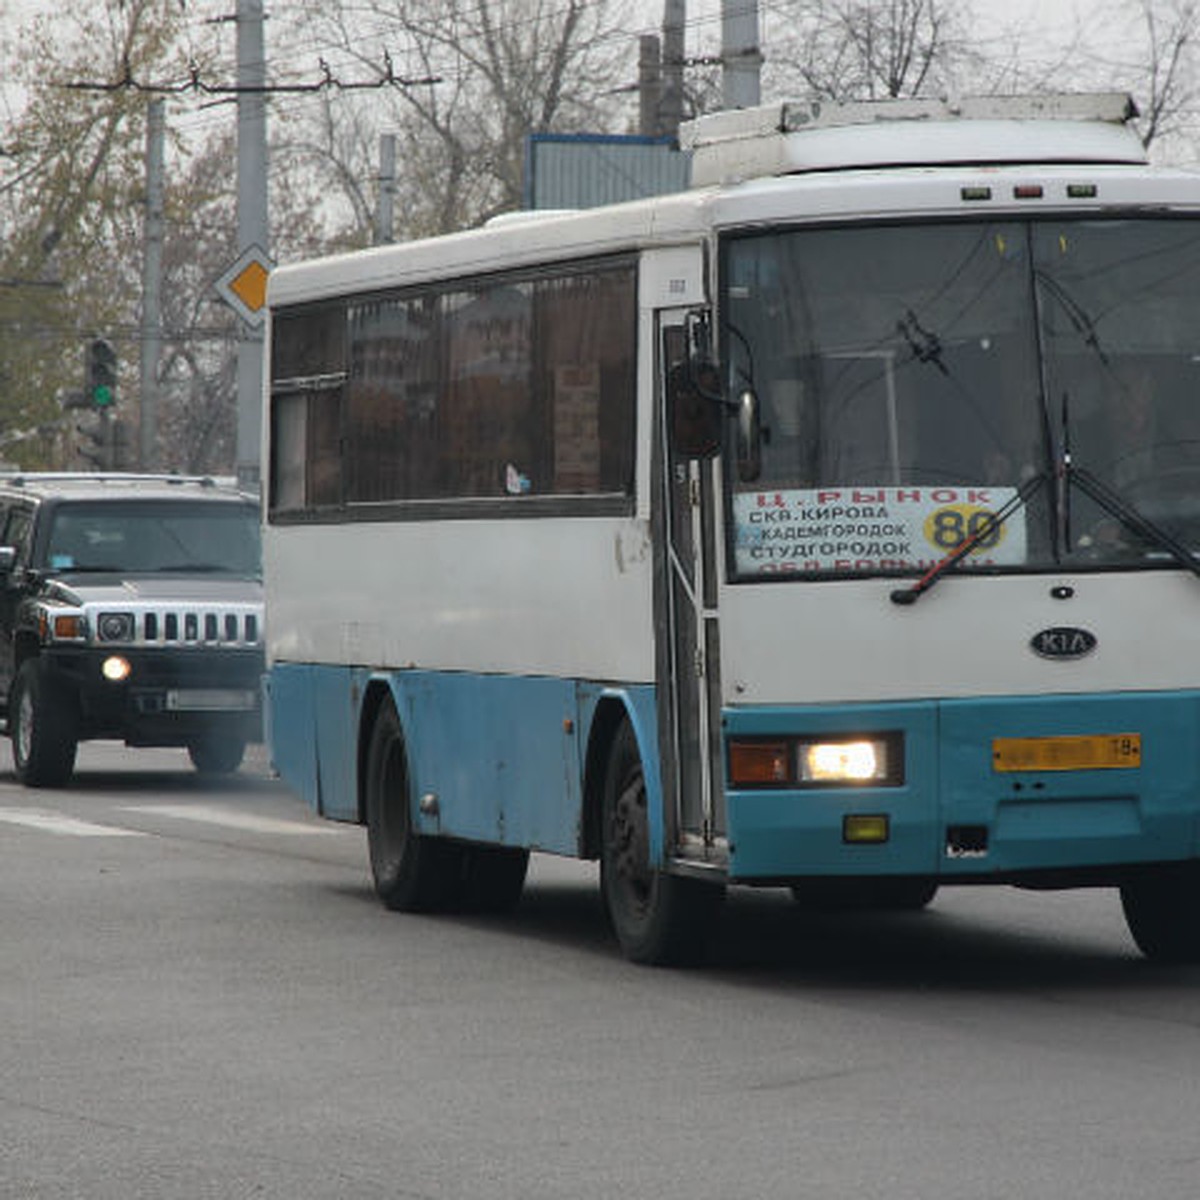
[[923, 504, 1003, 553]]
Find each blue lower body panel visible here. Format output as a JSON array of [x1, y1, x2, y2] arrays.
[[272, 663, 1200, 883], [725, 692, 1200, 882], [268, 662, 657, 858]]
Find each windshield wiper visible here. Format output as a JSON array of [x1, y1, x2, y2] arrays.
[[155, 563, 235, 573], [1069, 466, 1200, 579], [890, 472, 1048, 606], [896, 309, 948, 375], [1035, 273, 1110, 366]]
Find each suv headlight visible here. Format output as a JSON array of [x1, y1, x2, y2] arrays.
[[97, 612, 135, 642]]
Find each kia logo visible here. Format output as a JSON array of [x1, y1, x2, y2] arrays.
[[1030, 627, 1097, 660]]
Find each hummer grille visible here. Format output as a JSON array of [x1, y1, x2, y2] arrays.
[[91, 604, 262, 648]]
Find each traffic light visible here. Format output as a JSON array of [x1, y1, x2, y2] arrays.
[[86, 337, 117, 409], [75, 410, 111, 469], [110, 417, 133, 470]]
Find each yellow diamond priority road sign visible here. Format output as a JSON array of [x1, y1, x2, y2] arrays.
[[214, 244, 273, 327]]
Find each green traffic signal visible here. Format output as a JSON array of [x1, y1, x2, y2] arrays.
[[87, 337, 117, 408]]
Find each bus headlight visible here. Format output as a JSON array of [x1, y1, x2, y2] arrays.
[[800, 739, 884, 783], [101, 655, 132, 683], [727, 734, 903, 787]]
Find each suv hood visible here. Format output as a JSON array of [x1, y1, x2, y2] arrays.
[[46, 574, 262, 605]]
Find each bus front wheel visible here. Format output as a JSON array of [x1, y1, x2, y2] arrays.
[[600, 719, 723, 965], [365, 696, 461, 913], [1120, 863, 1200, 963]]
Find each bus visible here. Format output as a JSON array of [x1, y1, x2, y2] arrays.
[[263, 92, 1200, 965]]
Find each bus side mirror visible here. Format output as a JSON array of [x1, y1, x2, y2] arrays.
[[0, 546, 15, 577], [668, 361, 723, 459], [736, 389, 762, 481]]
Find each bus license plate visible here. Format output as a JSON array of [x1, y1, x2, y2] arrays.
[[992, 733, 1141, 772]]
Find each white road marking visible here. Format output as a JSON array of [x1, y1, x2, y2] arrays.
[[121, 804, 341, 836], [0, 808, 146, 838]]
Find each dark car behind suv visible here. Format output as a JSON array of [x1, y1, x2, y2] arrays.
[[0, 473, 264, 786]]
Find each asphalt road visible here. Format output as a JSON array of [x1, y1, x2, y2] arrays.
[[1, 740, 1198, 1199]]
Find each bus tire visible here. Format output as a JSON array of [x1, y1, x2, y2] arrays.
[[600, 718, 723, 965], [459, 845, 530, 913], [1120, 863, 1200, 963], [10, 658, 78, 788], [365, 696, 462, 913]]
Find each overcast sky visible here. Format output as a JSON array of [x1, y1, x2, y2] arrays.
[[0, 0, 1154, 133]]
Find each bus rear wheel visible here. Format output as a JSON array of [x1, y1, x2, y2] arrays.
[[600, 719, 723, 965], [1120, 863, 1200, 963], [365, 696, 462, 913]]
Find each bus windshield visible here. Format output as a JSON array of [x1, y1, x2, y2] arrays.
[[724, 218, 1200, 580]]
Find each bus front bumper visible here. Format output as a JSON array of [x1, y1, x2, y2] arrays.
[[723, 692, 1200, 883]]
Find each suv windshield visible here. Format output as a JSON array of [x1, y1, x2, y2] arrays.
[[724, 217, 1200, 580], [40, 500, 261, 578]]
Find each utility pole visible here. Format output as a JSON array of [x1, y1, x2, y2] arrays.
[[661, 0, 685, 141], [375, 134, 396, 246], [139, 98, 165, 472], [721, 0, 762, 110], [639, 34, 662, 137], [235, 0, 268, 491]]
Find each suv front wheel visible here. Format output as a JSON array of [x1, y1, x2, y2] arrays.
[[187, 736, 246, 776], [10, 658, 79, 787]]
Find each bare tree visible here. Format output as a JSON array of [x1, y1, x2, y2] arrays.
[[1118, 0, 1200, 152], [965, 0, 1200, 160], [0, 0, 203, 467], [765, 0, 974, 101], [0, 0, 335, 472], [290, 0, 636, 240]]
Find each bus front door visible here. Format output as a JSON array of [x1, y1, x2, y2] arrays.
[[657, 315, 726, 867]]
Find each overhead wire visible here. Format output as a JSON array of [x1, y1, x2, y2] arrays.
[[54, 0, 731, 113]]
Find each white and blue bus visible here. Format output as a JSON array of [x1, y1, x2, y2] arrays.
[[264, 93, 1200, 964]]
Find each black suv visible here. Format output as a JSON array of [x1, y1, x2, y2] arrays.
[[0, 474, 263, 786]]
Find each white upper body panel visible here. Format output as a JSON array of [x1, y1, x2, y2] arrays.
[[265, 514, 657, 682], [717, 570, 1200, 705], [264, 95, 1200, 702]]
